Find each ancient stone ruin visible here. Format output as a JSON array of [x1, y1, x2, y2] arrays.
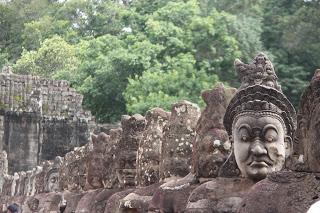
[[0, 67, 94, 174], [1, 54, 320, 213]]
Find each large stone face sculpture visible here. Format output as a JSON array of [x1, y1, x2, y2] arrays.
[[238, 69, 320, 213], [224, 53, 296, 181]]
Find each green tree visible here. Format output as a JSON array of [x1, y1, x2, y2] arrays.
[[261, 0, 320, 106], [21, 16, 78, 50], [144, 0, 241, 83], [56, 0, 139, 37], [0, 0, 60, 62], [77, 35, 163, 122], [6, 0, 313, 123], [13, 36, 80, 81], [124, 53, 219, 114]]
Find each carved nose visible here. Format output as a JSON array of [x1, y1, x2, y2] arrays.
[[250, 141, 267, 156]]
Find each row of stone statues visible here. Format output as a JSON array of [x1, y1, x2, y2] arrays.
[[0, 53, 319, 213]]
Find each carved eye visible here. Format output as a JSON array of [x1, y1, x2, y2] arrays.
[[50, 177, 57, 183], [264, 129, 278, 143], [239, 127, 250, 142]]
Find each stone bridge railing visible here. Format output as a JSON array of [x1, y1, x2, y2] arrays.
[[0, 83, 236, 212]]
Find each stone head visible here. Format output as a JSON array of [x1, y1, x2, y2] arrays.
[[116, 150, 137, 187], [224, 53, 296, 181], [86, 132, 109, 189], [196, 128, 230, 177], [27, 197, 39, 211], [296, 69, 320, 172], [121, 114, 146, 139], [192, 83, 236, 178], [46, 169, 59, 192], [91, 132, 109, 153], [137, 108, 170, 186], [116, 115, 146, 187], [63, 157, 87, 192], [161, 101, 200, 179], [103, 128, 122, 188], [45, 157, 63, 192]]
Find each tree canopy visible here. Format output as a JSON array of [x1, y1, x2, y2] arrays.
[[0, 0, 319, 122]]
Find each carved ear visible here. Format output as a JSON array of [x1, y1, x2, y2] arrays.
[[229, 135, 233, 143], [284, 136, 293, 158], [229, 135, 234, 151]]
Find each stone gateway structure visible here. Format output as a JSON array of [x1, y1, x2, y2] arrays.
[[0, 67, 94, 174], [1, 56, 319, 213]]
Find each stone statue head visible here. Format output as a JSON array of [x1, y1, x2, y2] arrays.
[[192, 83, 236, 178], [104, 128, 122, 188], [137, 108, 170, 186], [46, 168, 60, 192], [116, 114, 146, 187], [86, 133, 109, 189], [161, 101, 200, 179], [27, 197, 39, 211], [295, 69, 320, 172], [116, 150, 137, 187], [224, 53, 296, 181], [45, 156, 63, 192]]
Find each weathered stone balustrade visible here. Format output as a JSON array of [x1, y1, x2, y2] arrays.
[[0, 83, 234, 213]]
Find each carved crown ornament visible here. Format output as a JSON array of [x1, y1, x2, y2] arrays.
[[235, 53, 281, 90], [224, 53, 297, 139]]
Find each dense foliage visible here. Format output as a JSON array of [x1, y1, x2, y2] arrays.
[[0, 0, 319, 122]]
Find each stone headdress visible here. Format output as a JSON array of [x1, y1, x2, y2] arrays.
[[223, 53, 296, 139]]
